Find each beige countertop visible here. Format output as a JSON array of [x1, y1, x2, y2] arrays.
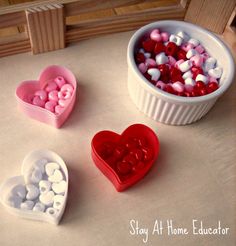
[[0, 30, 235, 246]]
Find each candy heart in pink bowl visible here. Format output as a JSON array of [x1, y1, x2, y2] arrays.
[[15, 65, 77, 128]]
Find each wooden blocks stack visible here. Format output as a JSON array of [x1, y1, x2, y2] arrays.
[[0, 0, 235, 58], [26, 4, 65, 54]]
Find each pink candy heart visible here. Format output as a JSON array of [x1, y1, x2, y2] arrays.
[[54, 76, 66, 88], [48, 90, 59, 101], [45, 82, 58, 92], [34, 90, 47, 101], [190, 54, 203, 67], [161, 32, 169, 42], [58, 91, 72, 100], [58, 99, 71, 108], [55, 105, 64, 115], [181, 43, 194, 52], [32, 96, 45, 108], [61, 84, 74, 93], [138, 63, 147, 74], [45, 101, 57, 113], [150, 29, 162, 42]]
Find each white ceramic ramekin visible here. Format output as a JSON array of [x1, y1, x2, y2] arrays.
[[127, 20, 235, 125]]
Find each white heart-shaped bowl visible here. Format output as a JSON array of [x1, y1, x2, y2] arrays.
[[0, 149, 68, 225], [127, 20, 235, 125]]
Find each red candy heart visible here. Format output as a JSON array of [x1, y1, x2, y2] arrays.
[[207, 82, 219, 93], [135, 53, 145, 63], [166, 42, 178, 56], [142, 39, 156, 52], [177, 49, 187, 60], [154, 42, 166, 54], [91, 124, 159, 191]]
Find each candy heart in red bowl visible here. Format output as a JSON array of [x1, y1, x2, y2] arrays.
[[15, 65, 77, 128], [91, 124, 159, 191]]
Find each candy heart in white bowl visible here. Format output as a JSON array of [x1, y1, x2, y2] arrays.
[[0, 149, 68, 225]]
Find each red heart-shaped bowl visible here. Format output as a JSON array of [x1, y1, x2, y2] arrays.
[[15, 65, 77, 128], [91, 124, 159, 191]]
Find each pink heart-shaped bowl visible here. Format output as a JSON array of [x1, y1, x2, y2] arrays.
[[91, 124, 159, 191], [15, 65, 77, 128]]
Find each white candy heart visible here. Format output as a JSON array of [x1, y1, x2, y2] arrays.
[[0, 149, 69, 225], [6, 194, 22, 208], [48, 170, 63, 183], [176, 31, 189, 41], [25, 168, 42, 184], [35, 158, 48, 173], [20, 200, 34, 210], [45, 162, 60, 176], [143, 52, 151, 58], [204, 57, 216, 71], [196, 74, 208, 84], [53, 195, 64, 210], [208, 67, 222, 79], [182, 71, 193, 80], [179, 60, 192, 73], [188, 38, 200, 47], [186, 49, 198, 59], [11, 184, 26, 199], [155, 52, 168, 65], [169, 34, 183, 46], [39, 191, 55, 206], [33, 202, 45, 212], [52, 180, 67, 194], [147, 68, 160, 81], [185, 78, 195, 86], [26, 184, 40, 200], [39, 180, 52, 194]]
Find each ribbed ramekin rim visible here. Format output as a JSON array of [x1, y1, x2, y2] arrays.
[[127, 20, 235, 104]]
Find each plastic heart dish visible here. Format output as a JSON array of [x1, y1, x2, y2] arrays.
[[0, 149, 68, 225], [15, 65, 77, 128], [91, 124, 159, 191]]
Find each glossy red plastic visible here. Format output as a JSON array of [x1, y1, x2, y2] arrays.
[[91, 124, 159, 192]]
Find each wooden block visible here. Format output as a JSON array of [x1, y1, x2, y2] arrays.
[[185, 0, 236, 34], [0, 33, 31, 57], [47, 4, 60, 50], [0, 11, 26, 29], [0, 26, 19, 37], [25, 9, 40, 53], [57, 4, 65, 49], [66, 2, 186, 43], [25, 3, 65, 54], [114, 0, 179, 15], [66, 9, 116, 25]]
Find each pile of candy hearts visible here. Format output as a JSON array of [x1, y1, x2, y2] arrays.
[[30, 76, 74, 114], [135, 28, 223, 97]]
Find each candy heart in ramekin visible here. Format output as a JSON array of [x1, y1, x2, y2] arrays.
[[0, 149, 68, 225], [91, 124, 159, 191], [15, 65, 77, 128]]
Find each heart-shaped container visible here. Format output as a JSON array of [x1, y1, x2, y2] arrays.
[[91, 124, 159, 191], [15, 65, 77, 128], [127, 20, 235, 125], [0, 149, 68, 225]]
